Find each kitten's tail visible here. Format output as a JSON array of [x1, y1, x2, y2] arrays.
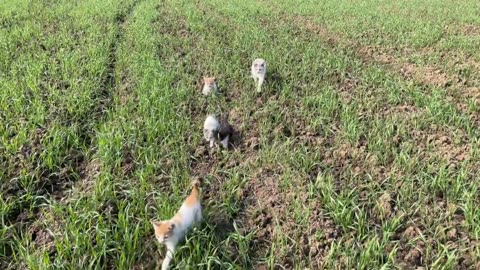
[[191, 179, 200, 189], [189, 179, 201, 201], [191, 179, 201, 195]]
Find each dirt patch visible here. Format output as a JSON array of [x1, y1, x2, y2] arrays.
[[117, 70, 137, 106], [190, 145, 218, 177], [402, 64, 453, 87], [375, 192, 393, 218], [410, 129, 471, 165], [296, 129, 326, 146], [29, 226, 56, 255], [264, 100, 328, 147], [288, 15, 341, 46], [234, 167, 340, 268], [121, 146, 135, 175], [339, 76, 360, 103], [403, 226, 420, 240], [359, 46, 456, 87], [459, 24, 480, 36], [17, 208, 65, 264], [131, 238, 159, 270], [78, 158, 101, 192], [390, 195, 476, 268], [392, 225, 425, 267], [380, 104, 425, 117], [459, 87, 480, 100], [322, 141, 390, 191], [403, 245, 424, 266], [235, 167, 288, 264], [456, 87, 480, 121]]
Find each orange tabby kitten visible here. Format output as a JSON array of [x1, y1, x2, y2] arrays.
[[152, 180, 202, 270], [202, 77, 217, 95]]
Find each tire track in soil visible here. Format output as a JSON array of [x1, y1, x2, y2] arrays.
[[1, 1, 144, 267], [51, 0, 144, 201], [65, 0, 144, 197]]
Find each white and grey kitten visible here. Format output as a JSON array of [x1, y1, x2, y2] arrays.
[[251, 58, 267, 92], [203, 114, 233, 148]]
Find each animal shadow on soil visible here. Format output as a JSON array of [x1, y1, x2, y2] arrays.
[[266, 67, 285, 94], [253, 66, 285, 103]]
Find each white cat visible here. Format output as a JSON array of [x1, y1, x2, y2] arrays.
[[202, 77, 218, 95], [251, 58, 267, 92], [203, 115, 220, 148], [152, 180, 202, 270]]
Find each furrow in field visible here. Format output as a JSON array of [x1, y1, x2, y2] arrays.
[[66, 0, 143, 197]]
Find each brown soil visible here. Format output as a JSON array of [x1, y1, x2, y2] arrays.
[[292, 15, 341, 46], [64, 157, 101, 200], [410, 128, 471, 165], [234, 166, 340, 268], [339, 76, 360, 103], [360, 46, 457, 88], [28, 219, 57, 255], [131, 239, 160, 270], [322, 140, 390, 191], [380, 104, 425, 117], [390, 194, 478, 268], [459, 24, 480, 37], [376, 192, 393, 218]]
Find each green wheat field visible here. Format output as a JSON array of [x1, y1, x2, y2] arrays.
[[1, 0, 480, 269]]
